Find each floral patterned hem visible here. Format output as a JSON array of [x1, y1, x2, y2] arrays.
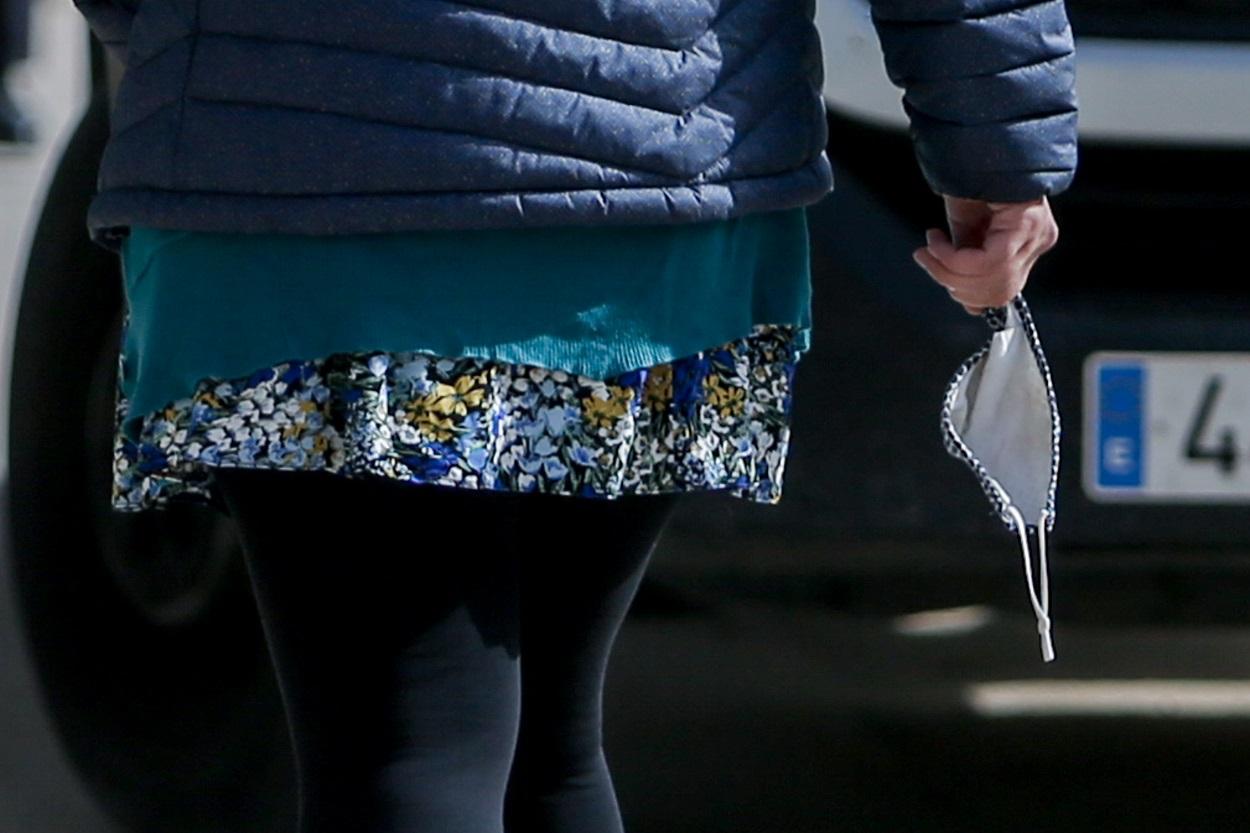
[[110, 322, 806, 513]]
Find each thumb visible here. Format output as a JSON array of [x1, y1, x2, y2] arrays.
[[942, 195, 992, 249]]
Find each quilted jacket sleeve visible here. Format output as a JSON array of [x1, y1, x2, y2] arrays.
[[866, 0, 1079, 201], [71, 0, 141, 65]]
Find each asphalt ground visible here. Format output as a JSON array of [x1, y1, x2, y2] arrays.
[[5, 485, 1250, 833]]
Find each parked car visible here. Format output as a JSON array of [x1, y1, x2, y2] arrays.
[[4, 3, 1249, 831], [792, 0, 1250, 597]]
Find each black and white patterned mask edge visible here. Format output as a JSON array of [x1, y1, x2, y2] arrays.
[[939, 294, 1061, 662]]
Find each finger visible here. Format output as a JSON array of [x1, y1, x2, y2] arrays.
[[925, 226, 1024, 276], [942, 286, 986, 317], [925, 228, 983, 275], [940, 283, 1010, 312], [1018, 217, 1060, 267], [1013, 244, 1044, 290], [986, 223, 1034, 262], [939, 265, 1025, 310], [913, 246, 975, 289], [1006, 228, 1050, 285], [988, 202, 1055, 259], [963, 272, 1027, 308], [917, 246, 1007, 298]]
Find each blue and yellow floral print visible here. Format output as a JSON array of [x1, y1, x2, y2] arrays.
[[111, 323, 805, 512]]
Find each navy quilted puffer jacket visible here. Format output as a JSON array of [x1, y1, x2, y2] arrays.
[[72, 0, 1077, 254]]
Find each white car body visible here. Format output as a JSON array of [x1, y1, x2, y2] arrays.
[[814, 0, 1250, 145]]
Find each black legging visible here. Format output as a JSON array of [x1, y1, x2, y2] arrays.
[[212, 466, 682, 833]]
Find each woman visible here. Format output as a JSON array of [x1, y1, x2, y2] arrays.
[[73, 1, 1076, 831]]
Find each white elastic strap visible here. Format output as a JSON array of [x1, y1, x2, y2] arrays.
[[1005, 504, 1055, 663]]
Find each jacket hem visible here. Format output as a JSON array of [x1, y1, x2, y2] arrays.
[[85, 156, 834, 253]]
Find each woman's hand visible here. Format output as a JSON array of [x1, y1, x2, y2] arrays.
[[911, 194, 1060, 316]]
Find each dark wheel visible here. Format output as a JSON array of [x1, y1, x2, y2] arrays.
[[4, 85, 296, 832]]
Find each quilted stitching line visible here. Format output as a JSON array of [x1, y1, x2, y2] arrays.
[[442, 0, 753, 52], [181, 15, 816, 183], [180, 94, 679, 180]]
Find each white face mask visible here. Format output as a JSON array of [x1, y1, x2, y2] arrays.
[[941, 295, 1061, 663]]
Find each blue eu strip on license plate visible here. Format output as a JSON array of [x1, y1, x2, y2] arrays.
[[1095, 363, 1144, 490]]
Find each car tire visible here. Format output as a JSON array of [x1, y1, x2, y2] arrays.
[[4, 86, 297, 833]]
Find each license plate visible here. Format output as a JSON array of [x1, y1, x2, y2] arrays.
[[1084, 352, 1250, 502]]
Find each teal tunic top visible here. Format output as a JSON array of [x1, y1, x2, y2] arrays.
[[117, 208, 814, 443]]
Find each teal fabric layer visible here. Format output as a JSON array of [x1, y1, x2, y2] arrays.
[[117, 208, 813, 441]]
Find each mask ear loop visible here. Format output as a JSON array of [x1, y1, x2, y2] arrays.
[[1004, 503, 1054, 662]]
